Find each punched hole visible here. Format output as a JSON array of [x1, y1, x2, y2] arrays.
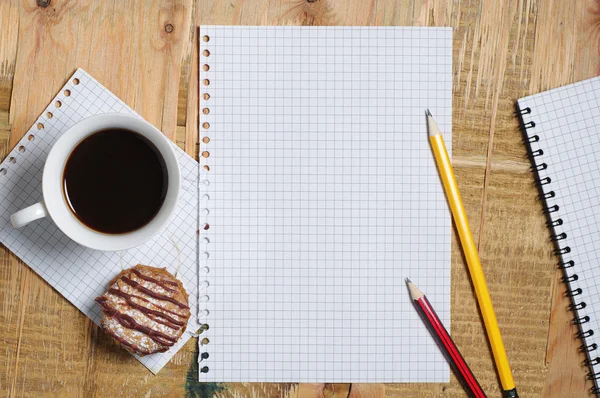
[[202, 136, 210, 143], [37, 123, 44, 130], [203, 49, 210, 57], [200, 366, 209, 373], [203, 79, 210, 86], [201, 352, 209, 360], [201, 337, 210, 345], [18, 146, 25, 153], [203, 93, 210, 100], [201, 323, 210, 331], [9, 157, 16, 164], [203, 108, 210, 115], [203, 251, 210, 259], [202, 194, 210, 200], [202, 180, 210, 186], [28, 134, 35, 141], [202, 208, 210, 216], [200, 295, 210, 302], [0, 168, 6, 176], [202, 266, 210, 273], [203, 223, 210, 230], [202, 122, 210, 129], [203, 35, 210, 42], [202, 280, 210, 288], [46, 112, 53, 119], [204, 165, 210, 171], [203, 64, 210, 72], [64, 89, 71, 97], [203, 237, 210, 244], [202, 151, 210, 158], [73, 78, 80, 85], [55, 100, 62, 108], [201, 309, 210, 316]]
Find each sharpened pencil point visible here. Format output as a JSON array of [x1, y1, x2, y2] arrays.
[[426, 110, 442, 138], [406, 279, 424, 300]]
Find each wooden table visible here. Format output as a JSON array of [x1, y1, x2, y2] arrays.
[[1, 0, 599, 396]]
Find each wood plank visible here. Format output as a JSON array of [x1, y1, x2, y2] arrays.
[[8, 0, 193, 146], [185, 23, 199, 159], [0, 0, 19, 113], [0, 4, 25, 398], [177, 0, 197, 128]]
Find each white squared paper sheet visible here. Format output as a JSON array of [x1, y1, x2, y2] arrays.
[[518, 76, 600, 385], [0, 69, 199, 374], [199, 26, 452, 382]]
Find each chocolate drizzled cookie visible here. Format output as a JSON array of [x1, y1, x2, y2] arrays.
[[95, 265, 190, 355]]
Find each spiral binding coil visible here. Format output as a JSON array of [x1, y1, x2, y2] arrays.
[[581, 343, 598, 354], [519, 104, 599, 394], [574, 316, 591, 325], [199, 32, 212, 374]]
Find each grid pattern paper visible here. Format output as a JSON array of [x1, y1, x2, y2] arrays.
[[0, 69, 199, 374], [199, 26, 452, 383], [518, 76, 600, 387]]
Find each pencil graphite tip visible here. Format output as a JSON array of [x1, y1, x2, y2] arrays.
[[405, 277, 412, 284], [425, 109, 432, 117]]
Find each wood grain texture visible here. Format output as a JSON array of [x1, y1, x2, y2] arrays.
[[535, 1, 600, 395], [1, 0, 600, 397]]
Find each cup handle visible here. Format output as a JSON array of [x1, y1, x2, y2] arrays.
[[10, 202, 49, 228]]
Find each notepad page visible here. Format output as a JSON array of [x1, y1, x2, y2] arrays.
[[199, 26, 452, 382], [0, 69, 199, 374], [518, 76, 600, 381]]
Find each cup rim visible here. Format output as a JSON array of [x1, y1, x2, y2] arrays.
[[42, 113, 181, 251]]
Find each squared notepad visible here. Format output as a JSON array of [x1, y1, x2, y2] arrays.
[[518, 76, 600, 392], [0, 69, 199, 374], [198, 26, 453, 382]]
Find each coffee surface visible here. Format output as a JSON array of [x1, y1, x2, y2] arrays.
[[63, 129, 168, 234]]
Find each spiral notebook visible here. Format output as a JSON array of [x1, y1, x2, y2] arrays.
[[518, 76, 600, 395], [198, 26, 453, 382], [0, 69, 200, 374]]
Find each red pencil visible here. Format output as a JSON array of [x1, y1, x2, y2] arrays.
[[406, 278, 487, 398]]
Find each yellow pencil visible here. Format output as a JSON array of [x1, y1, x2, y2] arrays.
[[426, 109, 518, 398]]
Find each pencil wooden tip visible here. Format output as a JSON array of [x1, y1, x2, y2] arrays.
[[426, 111, 441, 138], [406, 279, 424, 300]]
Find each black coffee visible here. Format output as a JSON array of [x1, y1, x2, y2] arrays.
[[63, 129, 168, 234]]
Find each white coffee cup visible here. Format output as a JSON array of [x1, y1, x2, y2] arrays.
[[10, 113, 181, 251]]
